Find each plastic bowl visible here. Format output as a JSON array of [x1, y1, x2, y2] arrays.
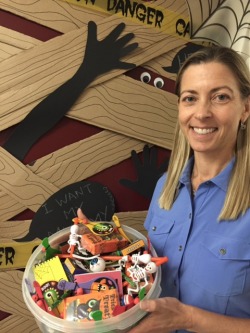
[[22, 225, 161, 333]]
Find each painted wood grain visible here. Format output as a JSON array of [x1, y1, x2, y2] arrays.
[[116, 210, 148, 235], [0, 270, 29, 314], [0, 0, 107, 33], [0, 131, 146, 220], [0, 220, 31, 239], [0, 0, 188, 34], [0, 147, 59, 212], [0, 27, 41, 62], [68, 75, 178, 149], [0, 314, 40, 333]]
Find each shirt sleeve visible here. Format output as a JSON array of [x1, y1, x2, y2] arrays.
[[144, 173, 167, 232]]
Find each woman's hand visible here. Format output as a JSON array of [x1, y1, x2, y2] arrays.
[[128, 297, 193, 333], [129, 297, 250, 333]]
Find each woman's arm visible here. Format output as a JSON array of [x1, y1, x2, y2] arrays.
[[128, 297, 250, 333]]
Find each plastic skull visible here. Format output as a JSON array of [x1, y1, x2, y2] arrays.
[[145, 261, 157, 274]]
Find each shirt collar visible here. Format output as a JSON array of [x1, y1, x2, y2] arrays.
[[179, 156, 235, 193]]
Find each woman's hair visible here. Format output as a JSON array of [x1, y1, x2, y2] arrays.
[[159, 46, 250, 220]]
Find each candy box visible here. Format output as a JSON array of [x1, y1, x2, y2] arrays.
[[64, 288, 119, 322], [22, 225, 162, 333]]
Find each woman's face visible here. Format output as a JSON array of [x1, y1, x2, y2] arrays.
[[178, 62, 250, 159]]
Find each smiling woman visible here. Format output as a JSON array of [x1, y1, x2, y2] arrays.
[[161, 46, 250, 220], [128, 45, 250, 333]]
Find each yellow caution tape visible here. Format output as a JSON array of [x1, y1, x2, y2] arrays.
[[61, 0, 190, 39], [0, 240, 41, 270]]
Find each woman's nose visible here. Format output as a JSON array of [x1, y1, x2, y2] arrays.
[[195, 101, 212, 120]]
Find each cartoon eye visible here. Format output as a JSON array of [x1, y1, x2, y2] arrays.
[[88, 299, 98, 308], [154, 77, 164, 89], [100, 285, 108, 291], [46, 292, 53, 299], [140, 72, 151, 84]]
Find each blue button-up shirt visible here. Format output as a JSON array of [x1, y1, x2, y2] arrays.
[[145, 158, 250, 333]]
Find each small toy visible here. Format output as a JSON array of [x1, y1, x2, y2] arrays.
[[33, 255, 70, 316], [89, 257, 106, 272], [67, 224, 85, 255], [86, 222, 115, 236], [101, 252, 167, 295], [126, 256, 157, 295], [80, 232, 129, 255], [101, 252, 168, 266], [28, 209, 166, 323], [63, 257, 79, 275], [41, 237, 61, 260], [71, 209, 129, 255], [73, 209, 115, 237], [32, 281, 57, 316], [58, 280, 84, 296], [121, 239, 145, 255], [112, 215, 131, 242]]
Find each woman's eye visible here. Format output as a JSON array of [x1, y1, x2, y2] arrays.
[[182, 96, 195, 103], [214, 94, 229, 102]]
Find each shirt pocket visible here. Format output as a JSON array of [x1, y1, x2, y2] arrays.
[[147, 210, 175, 256], [192, 232, 250, 296]]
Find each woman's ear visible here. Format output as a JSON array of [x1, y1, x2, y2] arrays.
[[241, 95, 250, 123]]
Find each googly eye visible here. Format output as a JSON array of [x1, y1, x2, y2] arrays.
[[140, 72, 151, 84], [154, 77, 164, 89]]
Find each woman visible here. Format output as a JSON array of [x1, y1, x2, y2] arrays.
[[129, 46, 250, 332]]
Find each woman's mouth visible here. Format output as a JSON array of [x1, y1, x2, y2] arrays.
[[192, 127, 217, 134]]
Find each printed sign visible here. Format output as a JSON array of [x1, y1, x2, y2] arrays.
[[0, 240, 41, 270], [61, 0, 189, 38]]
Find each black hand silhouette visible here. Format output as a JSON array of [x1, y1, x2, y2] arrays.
[[120, 145, 169, 199], [80, 21, 138, 78], [4, 21, 138, 161]]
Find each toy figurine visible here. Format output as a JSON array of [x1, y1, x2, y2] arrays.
[[126, 255, 157, 295], [67, 224, 85, 255]]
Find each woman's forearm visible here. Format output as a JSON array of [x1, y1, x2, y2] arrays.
[[128, 298, 250, 333], [189, 305, 250, 333]]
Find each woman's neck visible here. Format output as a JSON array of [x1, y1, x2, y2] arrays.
[[191, 153, 233, 192]]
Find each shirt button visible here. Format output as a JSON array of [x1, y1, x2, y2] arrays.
[[220, 248, 227, 255], [189, 213, 192, 219], [178, 245, 183, 251], [152, 226, 157, 231]]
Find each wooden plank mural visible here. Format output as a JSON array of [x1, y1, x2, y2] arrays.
[[0, 0, 249, 331]]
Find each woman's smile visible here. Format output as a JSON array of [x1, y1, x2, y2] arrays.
[[191, 127, 217, 135]]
